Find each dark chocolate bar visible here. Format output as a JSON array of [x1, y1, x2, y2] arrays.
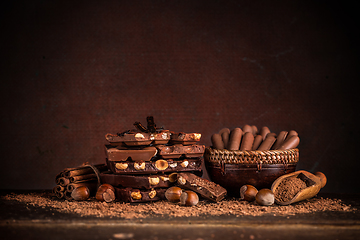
[[100, 171, 177, 189], [106, 157, 203, 175], [114, 187, 166, 203], [105, 145, 157, 162], [176, 172, 227, 202], [156, 144, 205, 159], [105, 130, 171, 146], [170, 132, 202, 145]]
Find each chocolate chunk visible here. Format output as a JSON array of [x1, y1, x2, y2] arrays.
[[100, 172, 177, 189], [105, 145, 157, 162], [156, 144, 205, 159], [176, 172, 227, 202], [106, 157, 203, 175], [105, 130, 171, 146], [170, 132, 202, 145], [114, 187, 166, 203]]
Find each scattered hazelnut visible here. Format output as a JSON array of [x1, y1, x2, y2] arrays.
[[180, 160, 189, 168], [148, 189, 157, 199], [96, 184, 116, 203], [155, 159, 168, 171], [159, 176, 170, 182], [169, 162, 178, 168], [149, 177, 160, 185], [240, 185, 258, 202], [71, 186, 90, 201], [115, 162, 128, 170], [134, 161, 146, 170], [135, 133, 145, 139], [130, 190, 142, 200], [177, 176, 186, 185], [255, 189, 275, 206], [180, 190, 199, 206], [165, 186, 183, 202]]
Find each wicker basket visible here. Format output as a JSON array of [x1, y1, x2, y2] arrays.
[[204, 147, 299, 197], [204, 147, 299, 166]]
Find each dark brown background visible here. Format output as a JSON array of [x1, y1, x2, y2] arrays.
[[1, 0, 359, 193]]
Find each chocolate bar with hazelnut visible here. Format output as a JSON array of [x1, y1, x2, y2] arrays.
[[100, 171, 178, 189], [176, 172, 227, 202], [106, 157, 203, 175], [105, 145, 157, 162], [114, 187, 166, 203], [156, 144, 205, 159], [105, 130, 171, 146], [169, 132, 202, 145]]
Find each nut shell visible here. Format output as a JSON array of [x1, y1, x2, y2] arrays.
[[96, 184, 115, 202], [240, 185, 258, 202], [71, 186, 90, 201], [180, 190, 199, 206], [256, 189, 275, 206], [165, 186, 182, 202]]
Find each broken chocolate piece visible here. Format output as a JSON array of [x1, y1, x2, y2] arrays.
[[105, 145, 157, 162], [105, 130, 171, 146], [156, 144, 205, 159], [106, 158, 203, 175], [114, 187, 166, 203], [176, 172, 227, 202], [170, 132, 202, 145], [100, 172, 176, 189]]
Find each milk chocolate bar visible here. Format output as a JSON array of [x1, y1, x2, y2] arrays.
[[105, 130, 171, 146], [106, 158, 203, 175], [156, 144, 205, 159], [114, 187, 166, 203], [105, 145, 157, 162], [176, 172, 227, 202], [100, 171, 177, 189], [170, 132, 202, 145]]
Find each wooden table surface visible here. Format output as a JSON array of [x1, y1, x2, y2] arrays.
[[1, 190, 359, 240]]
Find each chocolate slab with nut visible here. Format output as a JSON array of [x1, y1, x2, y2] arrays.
[[105, 130, 171, 146], [114, 187, 166, 203], [100, 171, 177, 189], [105, 145, 158, 162], [156, 144, 205, 159], [176, 172, 227, 202], [169, 132, 202, 145], [106, 157, 203, 175]]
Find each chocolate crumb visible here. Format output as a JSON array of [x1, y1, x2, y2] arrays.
[[1, 192, 355, 219]]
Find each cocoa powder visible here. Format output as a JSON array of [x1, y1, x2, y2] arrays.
[[1, 191, 354, 219], [274, 177, 307, 203]]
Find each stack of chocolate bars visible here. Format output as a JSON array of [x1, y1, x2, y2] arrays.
[[101, 116, 205, 203]]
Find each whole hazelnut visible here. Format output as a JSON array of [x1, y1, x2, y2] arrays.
[[165, 186, 182, 202], [240, 185, 258, 202], [71, 186, 90, 201], [180, 190, 199, 206], [255, 189, 275, 206], [96, 184, 115, 203]]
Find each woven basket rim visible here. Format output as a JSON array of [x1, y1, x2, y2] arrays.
[[204, 147, 299, 165]]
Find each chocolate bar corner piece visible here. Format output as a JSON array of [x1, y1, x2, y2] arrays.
[[176, 172, 227, 202], [114, 187, 166, 203], [170, 132, 202, 145], [105, 130, 171, 146], [105, 145, 157, 162]]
